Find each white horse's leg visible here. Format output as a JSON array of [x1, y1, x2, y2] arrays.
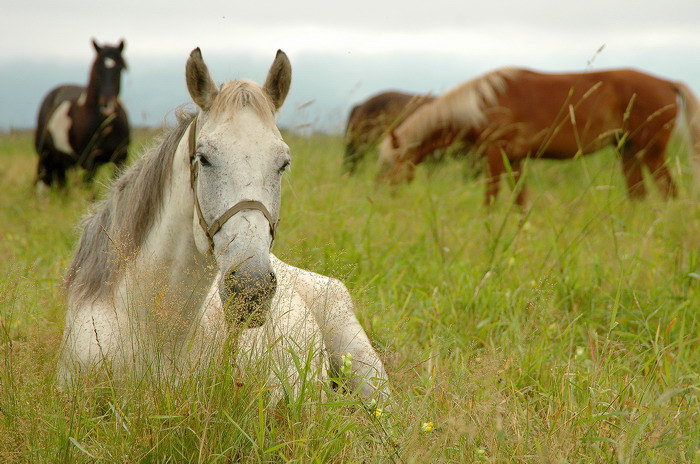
[[237, 285, 327, 402], [271, 255, 389, 399], [57, 300, 128, 387], [175, 282, 228, 376]]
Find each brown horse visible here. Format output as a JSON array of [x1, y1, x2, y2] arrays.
[[379, 68, 700, 204], [35, 39, 130, 189], [343, 91, 434, 173]]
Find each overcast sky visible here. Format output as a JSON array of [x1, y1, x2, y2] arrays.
[[2, 0, 700, 131]]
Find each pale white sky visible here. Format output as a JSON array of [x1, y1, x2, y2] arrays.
[[4, 0, 699, 60], [2, 0, 700, 130]]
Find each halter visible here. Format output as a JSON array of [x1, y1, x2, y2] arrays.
[[187, 118, 277, 253]]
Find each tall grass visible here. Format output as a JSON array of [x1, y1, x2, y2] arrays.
[[0, 127, 698, 462]]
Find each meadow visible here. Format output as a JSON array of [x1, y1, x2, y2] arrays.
[[0, 126, 698, 463]]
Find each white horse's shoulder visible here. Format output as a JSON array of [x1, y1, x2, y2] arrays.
[[270, 254, 354, 307]]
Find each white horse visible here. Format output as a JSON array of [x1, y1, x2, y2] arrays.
[[58, 48, 389, 400]]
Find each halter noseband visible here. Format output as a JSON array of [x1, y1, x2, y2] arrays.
[[188, 118, 277, 253]]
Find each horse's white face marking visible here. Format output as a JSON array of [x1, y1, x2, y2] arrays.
[[101, 101, 116, 115], [104, 57, 116, 69], [47, 101, 74, 155], [192, 108, 290, 325], [77, 92, 87, 106]]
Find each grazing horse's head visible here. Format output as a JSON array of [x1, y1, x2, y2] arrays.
[[90, 39, 127, 112], [378, 130, 416, 184], [185, 48, 292, 328]]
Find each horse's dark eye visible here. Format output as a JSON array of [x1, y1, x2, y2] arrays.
[[197, 154, 211, 167], [278, 160, 290, 174]]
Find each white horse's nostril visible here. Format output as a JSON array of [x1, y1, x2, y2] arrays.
[[220, 267, 276, 328], [223, 268, 276, 296]]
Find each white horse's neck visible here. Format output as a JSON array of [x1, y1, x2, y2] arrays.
[[130, 122, 217, 323]]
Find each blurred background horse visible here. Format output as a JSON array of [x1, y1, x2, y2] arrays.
[[379, 68, 700, 205], [34, 39, 130, 189], [343, 91, 434, 174]]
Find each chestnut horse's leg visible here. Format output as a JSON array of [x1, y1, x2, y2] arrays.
[[644, 151, 677, 198], [621, 154, 647, 199], [510, 160, 527, 206], [342, 130, 363, 174], [484, 149, 503, 205]]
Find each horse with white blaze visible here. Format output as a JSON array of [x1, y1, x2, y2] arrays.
[[35, 39, 130, 189], [58, 48, 389, 400]]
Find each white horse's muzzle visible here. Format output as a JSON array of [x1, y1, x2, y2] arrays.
[[220, 264, 277, 328]]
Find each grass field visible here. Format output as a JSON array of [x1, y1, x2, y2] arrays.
[[0, 127, 698, 463]]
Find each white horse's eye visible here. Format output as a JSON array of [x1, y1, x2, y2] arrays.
[[278, 159, 290, 174], [196, 154, 211, 167]]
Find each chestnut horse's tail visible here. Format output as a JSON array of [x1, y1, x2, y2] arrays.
[[674, 81, 700, 181]]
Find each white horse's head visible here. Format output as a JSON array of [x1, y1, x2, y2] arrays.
[[185, 48, 291, 328]]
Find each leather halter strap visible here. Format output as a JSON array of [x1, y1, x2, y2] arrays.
[[187, 118, 277, 253]]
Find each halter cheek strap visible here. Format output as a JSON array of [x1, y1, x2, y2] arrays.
[[188, 118, 277, 253]]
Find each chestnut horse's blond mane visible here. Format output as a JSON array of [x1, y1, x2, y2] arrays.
[[393, 67, 520, 151]]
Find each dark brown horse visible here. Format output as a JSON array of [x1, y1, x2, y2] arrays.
[[35, 39, 130, 189], [379, 68, 700, 204], [343, 91, 434, 173]]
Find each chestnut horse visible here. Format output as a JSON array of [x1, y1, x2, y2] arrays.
[[379, 68, 700, 204], [343, 91, 434, 173], [35, 39, 130, 189]]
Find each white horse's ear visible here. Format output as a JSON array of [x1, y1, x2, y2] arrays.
[[186, 48, 219, 112], [263, 50, 292, 110]]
